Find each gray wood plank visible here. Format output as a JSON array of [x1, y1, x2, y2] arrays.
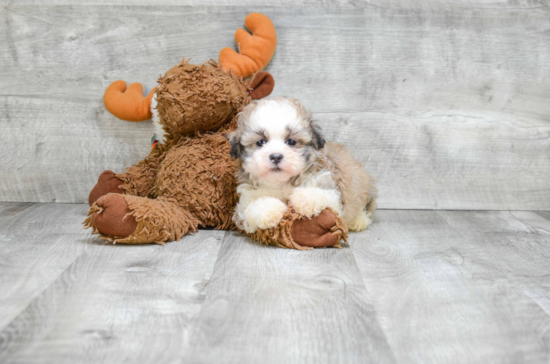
[[437, 210, 550, 316], [3, 0, 548, 8], [2, 203, 550, 362], [0, 210, 224, 363], [321, 111, 550, 209], [0, 203, 90, 330], [184, 232, 395, 364], [1, 5, 549, 209], [350, 210, 550, 364]]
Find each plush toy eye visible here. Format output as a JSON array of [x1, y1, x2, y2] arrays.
[[256, 139, 266, 147], [286, 139, 297, 146]]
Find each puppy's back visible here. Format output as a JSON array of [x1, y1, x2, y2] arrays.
[[324, 142, 377, 224]]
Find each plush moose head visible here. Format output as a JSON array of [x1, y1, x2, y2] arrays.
[[102, 13, 277, 136]]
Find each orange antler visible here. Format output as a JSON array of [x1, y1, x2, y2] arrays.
[[103, 81, 156, 122], [219, 13, 277, 78]]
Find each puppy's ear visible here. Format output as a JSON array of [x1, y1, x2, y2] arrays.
[[295, 99, 325, 150], [225, 130, 243, 159], [310, 122, 326, 150]]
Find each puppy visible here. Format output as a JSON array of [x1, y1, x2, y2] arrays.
[[226, 97, 377, 235]]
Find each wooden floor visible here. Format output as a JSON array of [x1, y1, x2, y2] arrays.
[[0, 202, 549, 363], [1, 3, 549, 362]]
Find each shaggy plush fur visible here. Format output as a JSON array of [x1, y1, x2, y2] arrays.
[[120, 130, 239, 230], [247, 206, 348, 250], [85, 61, 346, 249], [84, 194, 199, 244], [156, 59, 250, 135], [86, 60, 247, 241]]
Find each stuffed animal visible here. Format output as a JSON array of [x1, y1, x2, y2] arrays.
[[84, 13, 347, 249]]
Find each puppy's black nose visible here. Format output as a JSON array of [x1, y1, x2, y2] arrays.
[[270, 154, 283, 165]]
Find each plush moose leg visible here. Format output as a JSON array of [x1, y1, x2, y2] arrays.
[[88, 171, 125, 206], [88, 145, 167, 206], [84, 194, 199, 245], [247, 207, 348, 250]]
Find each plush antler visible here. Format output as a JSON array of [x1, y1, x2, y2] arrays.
[[219, 13, 277, 78], [103, 81, 156, 122]]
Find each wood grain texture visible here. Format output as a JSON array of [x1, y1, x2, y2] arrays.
[[0, 203, 90, 331], [0, 203, 225, 363], [3, 1, 549, 8], [183, 232, 395, 364], [438, 210, 550, 316], [350, 210, 550, 364], [1, 5, 549, 209], [1, 203, 550, 362], [319, 111, 550, 209]]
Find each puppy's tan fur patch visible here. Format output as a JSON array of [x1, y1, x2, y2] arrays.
[[323, 142, 377, 229]]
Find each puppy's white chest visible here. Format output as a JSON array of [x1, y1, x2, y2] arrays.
[[258, 184, 295, 202]]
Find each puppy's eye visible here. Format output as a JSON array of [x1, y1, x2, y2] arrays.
[[286, 139, 297, 146], [256, 139, 266, 147]]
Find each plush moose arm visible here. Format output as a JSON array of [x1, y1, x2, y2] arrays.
[[96, 79, 163, 198], [88, 144, 166, 205], [116, 144, 166, 197]]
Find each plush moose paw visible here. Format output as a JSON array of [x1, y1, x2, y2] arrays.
[[291, 209, 346, 248], [91, 194, 137, 238], [89, 170, 125, 206]]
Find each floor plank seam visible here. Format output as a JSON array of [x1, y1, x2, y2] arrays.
[[0, 244, 89, 336]]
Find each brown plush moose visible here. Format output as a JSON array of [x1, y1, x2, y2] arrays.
[[85, 13, 348, 249]]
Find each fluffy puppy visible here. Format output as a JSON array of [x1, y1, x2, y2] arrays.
[[226, 97, 377, 235]]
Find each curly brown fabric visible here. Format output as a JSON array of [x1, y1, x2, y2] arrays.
[[246, 207, 348, 250], [85, 59, 350, 249], [84, 194, 200, 245], [153, 132, 239, 230], [116, 143, 167, 198], [156, 59, 251, 135]]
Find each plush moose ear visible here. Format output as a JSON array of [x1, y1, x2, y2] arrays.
[[249, 71, 274, 99], [225, 130, 243, 159]]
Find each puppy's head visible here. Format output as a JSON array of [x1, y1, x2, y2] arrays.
[[226, 97, 325, 184]]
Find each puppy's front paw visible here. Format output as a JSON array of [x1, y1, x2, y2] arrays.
[[243, 197, 287, 233], [290, 188, 338, 218]]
